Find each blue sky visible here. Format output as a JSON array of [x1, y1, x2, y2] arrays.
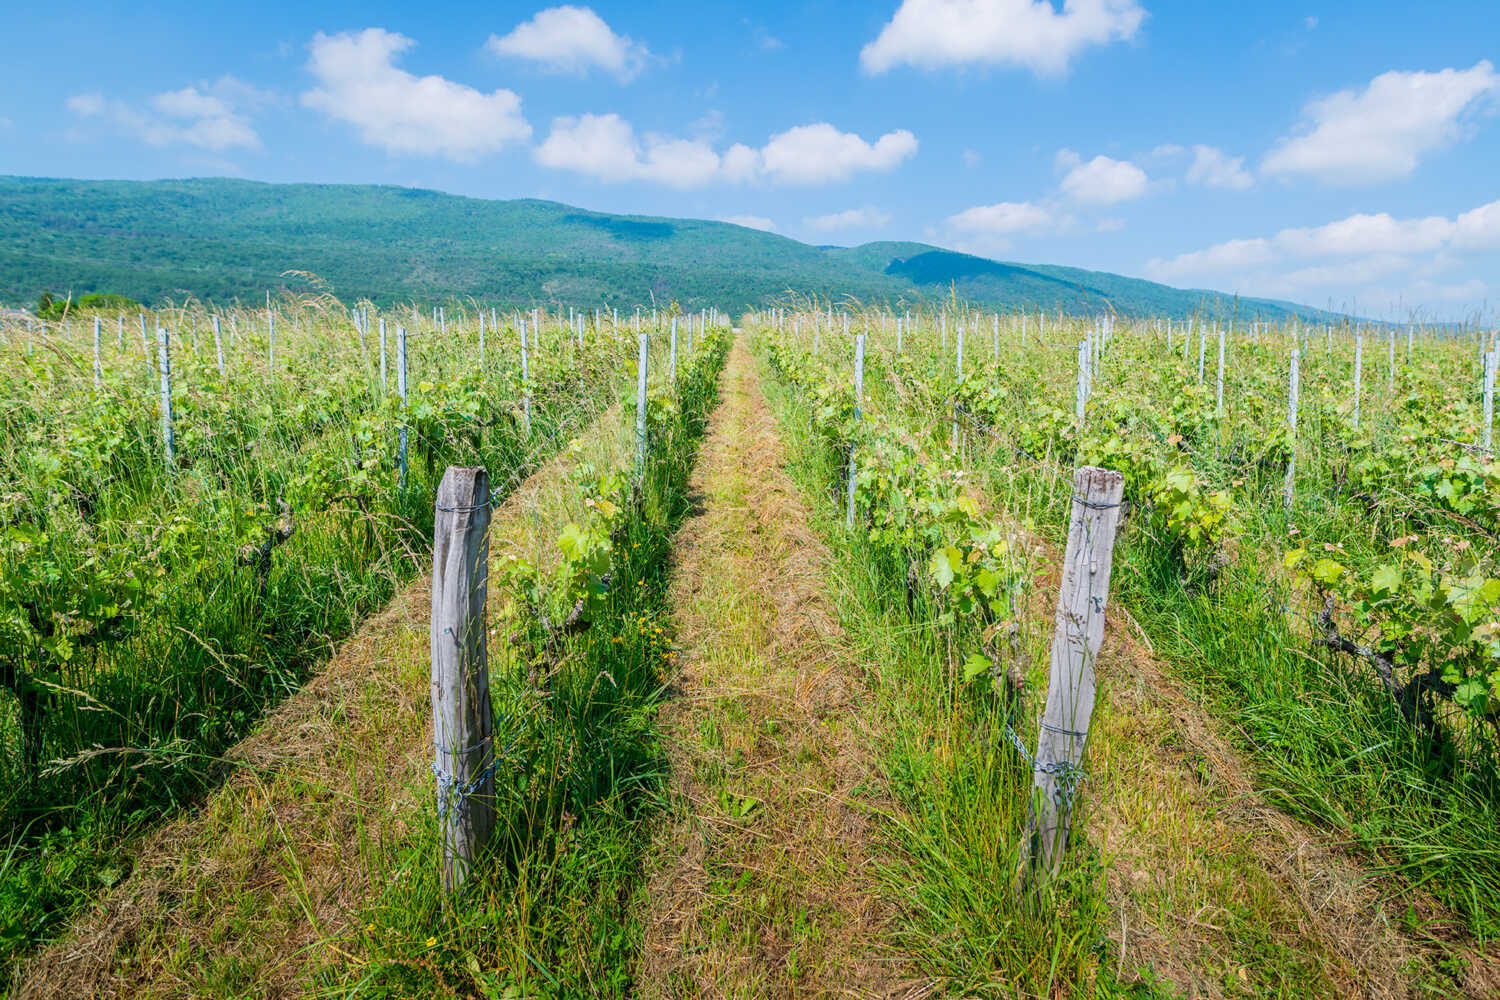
[[2, 1, 1498, 319]]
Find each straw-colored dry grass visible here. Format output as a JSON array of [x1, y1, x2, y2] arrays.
[[636, 338, 912, 999], [13, 408, 625, 1000]]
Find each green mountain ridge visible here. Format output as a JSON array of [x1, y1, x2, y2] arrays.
[[0, 175, 1336, 322]]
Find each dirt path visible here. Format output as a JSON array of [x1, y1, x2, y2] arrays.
[[635, 339, 908, 999], [1089, 614, 1500, 999], [966, 468, 1500, 996], [14, 408, 625, 1000]]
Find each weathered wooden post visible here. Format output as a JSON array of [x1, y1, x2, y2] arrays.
[[431, 466, 495, 894], [1020, 466, 1124, 885], [670, 316, 678, 385], [635, 333, 650, 466], [157, 327, 175, 470], [846, 333, 866, 529]]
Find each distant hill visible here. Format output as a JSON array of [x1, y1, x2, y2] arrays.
[[0, 176, 1335, 322]]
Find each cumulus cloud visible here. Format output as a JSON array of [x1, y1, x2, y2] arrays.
[[533, 115, 917, 187], [535, 113, 722, 186], [759, 123, 917, 184], [861, 0, 1147, 77], [1185, 145, 1253, 190], [804, 206, 893, 232], [1145, 198, 1500, 307], [718, 215, 777, 232], [946, 200, 1052, 234], [65, 77, 266, 151], [1057, 150, 1149, 204], [941, 199, 1056, 255], [487, 6, 649, 82], [962, 148, 982, 167], [66, 93, 106, 117], [303, 28, 531, 161], [1262, 62, 1499, 185]]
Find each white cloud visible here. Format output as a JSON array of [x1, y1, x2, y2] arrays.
[[1096, 217, 1125, 232], [1185, 145, 1253, 190], [66, 79, 264, 151], [303, 28, 531, 161], [1145, 197, 1500, 311], [1304, 15, 1319, 30], [861, 0, 1147, 77], [487, 6, 648, 82], [66, 93, 106, 117], [1406, 278, 1487, 303], [759, 123, 917, 184], [718, 215, 777, 232], [804, 206, 893, 232], [1453, 200, 1500, 250], [946, 200, 1052, 234], [1275, 212, 1455, 257], [1057, 151, 1148, 204], [533, 115, 917, 187], [1262, 62, 1499, 185], [534, 113, 721, 187], [748, 21, 784, 51], [1146, 238, 1274, 281], [962, 148, 982, 167], [721, 143, 760, 182], [152, 86, 233, 120]]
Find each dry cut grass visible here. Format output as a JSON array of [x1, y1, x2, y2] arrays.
[[636, 338, 914, 999], [13, 408, 626, 1000]]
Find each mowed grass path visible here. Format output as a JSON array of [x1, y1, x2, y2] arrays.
[[636, 338, 909, 998], [14, 406, 627, 1000]]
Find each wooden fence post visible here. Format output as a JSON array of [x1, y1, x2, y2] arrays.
[[212, 315, 225, 377], [1021, 466, 1124, 885], [431, 466, 495, 894]]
